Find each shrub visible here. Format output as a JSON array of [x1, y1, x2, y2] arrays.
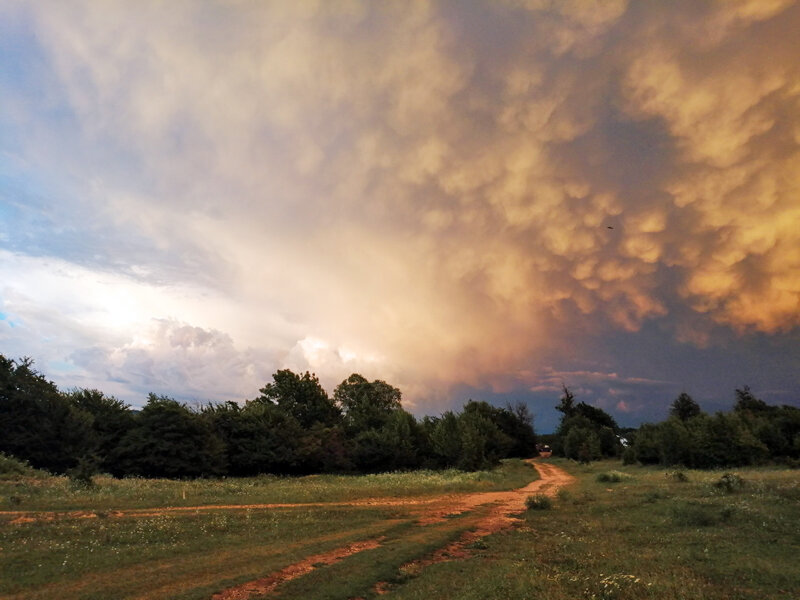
[[596, 471, 628, 483], [0, 452, 42, 478], [67, 457, 97, 489], [525, 494, 552, 510], [671, 502, 720, 527], [643, 490, 668, 503], [713, 473, 745, 493], [557, 488, 572, 502], [621, 446, 637, 465], [666, 470, 689, 482]]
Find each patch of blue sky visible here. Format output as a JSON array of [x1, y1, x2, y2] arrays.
[[49, 360, 78, 373], [0, 311, 18, 328]]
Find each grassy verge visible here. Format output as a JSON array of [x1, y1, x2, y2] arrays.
[[0, 458, 536, 512], [388, 459, 800, 600]]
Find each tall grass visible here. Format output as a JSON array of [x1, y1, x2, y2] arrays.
[[0, 459, 539, 599], [388, 460, 800, 600], [0, 458, 537, 512]]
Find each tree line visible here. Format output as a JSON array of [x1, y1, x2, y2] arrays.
[[0, 354, 537, 479], [549, 385, 800, 468]]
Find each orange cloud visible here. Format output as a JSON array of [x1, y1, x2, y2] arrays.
[[6, 0, 799, 407]]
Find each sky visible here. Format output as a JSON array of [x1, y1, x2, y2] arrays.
[[1, 0, 799, 432]]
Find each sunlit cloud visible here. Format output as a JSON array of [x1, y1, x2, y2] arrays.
[[1, 0, 799, 423]]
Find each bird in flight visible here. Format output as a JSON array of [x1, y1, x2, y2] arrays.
[[606, 226, 614, 229]]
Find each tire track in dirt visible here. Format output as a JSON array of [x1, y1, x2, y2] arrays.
[[369, 460, 574, 595], [209, 538, 384, 600], [209, 460, 573, 600], [0, 498, 440, 524]]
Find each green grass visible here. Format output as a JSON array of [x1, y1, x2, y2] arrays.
[[0, 458, 536, 512], [388, 459, 800, 600], [7, 459, 795, 599], [0, 459, 539, 599]]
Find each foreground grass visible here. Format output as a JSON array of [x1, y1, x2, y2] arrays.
[[389, 460, 800, 600], [0, 459, 538, 599], [0, 459, 536, 512]]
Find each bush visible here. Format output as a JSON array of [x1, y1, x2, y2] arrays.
[[621, 446, 637, 465], [596, 471, 628, 483], [713, 473, 745, 493], [67, 457, 97, 489], [0, 453, 42, 478], [671, 502, 724, 527], [525, 494, 552, 510], [666, 470, 689, 482]]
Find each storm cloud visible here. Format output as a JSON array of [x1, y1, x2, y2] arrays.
[[1, 0, 799, 428]]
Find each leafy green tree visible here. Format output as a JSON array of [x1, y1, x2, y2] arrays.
[[669, 392, 702, 422], [427, 412, 462, 467], [574, 402, 619, 432], [734, 386, 771, 413], [334, 374, 402, 432], [686, 412, 768, 468], [0, 356, 92, 473], [631, 423, 661, 464], [113, 394, 226, 478], [563, 426, 601, 463], [554, 388, 620, 459], [257, 370, 340, 428], [495, 402, 537, 457], [64, 388, 135, 473], [555, 385, 576, 417], [656, 418, 691, 465], [457, 402, 515, 470]]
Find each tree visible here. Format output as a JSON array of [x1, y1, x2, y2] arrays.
[[0, 355, 93, 473], [497, 402, 538, 457], [457, 402, 515, 470], [427, 412, 462, 467], [112, 394, 226, 478], [257, 370, 340, 429], [669, 392, 702, 422], [334, 374, 402, 432], [554, 388, 620, 459], [734, 386, 770, 413], [563, 426, 601, 463], [555, 385, 576, 417], [64, 388, 135, 473]]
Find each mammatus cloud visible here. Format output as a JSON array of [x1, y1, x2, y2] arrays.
[[1, 1, 798, 419]]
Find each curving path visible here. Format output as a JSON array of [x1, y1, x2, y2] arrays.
[[211, 459, 574, 600]]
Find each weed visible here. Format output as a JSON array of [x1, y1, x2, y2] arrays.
[[670, 502, 733, 527], [526, 494, 552, 510], [557, 488, 572, 502], [468, 538, 489, 550], [584, 573, 651, 599], [67, 458, 97, 489], [665, 470, 689, 482], [621, 447, 637, 465], [596, 471, 628, 483], [642, 490, 668, 503], [713, 473, 745, 493], [0, 453, 43, 479]]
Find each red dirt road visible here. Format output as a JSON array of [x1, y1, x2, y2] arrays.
[[211, 459, 574, 600]]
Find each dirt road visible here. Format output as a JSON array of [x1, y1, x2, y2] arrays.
[[212, 459, 574, 600]]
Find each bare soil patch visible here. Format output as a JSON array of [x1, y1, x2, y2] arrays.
[[209, 459, 573, 600]]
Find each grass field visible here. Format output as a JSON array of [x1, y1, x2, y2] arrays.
[[2, 459, 798, 599], [389, 460, 800, 600], [0, 461, 536, 512], [0, 459, 537, 599]]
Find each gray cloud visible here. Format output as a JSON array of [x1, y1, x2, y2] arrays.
[[1, 0, 798, 419]]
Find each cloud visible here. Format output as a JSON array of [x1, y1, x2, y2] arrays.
[[1, 1, 798, 419]]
